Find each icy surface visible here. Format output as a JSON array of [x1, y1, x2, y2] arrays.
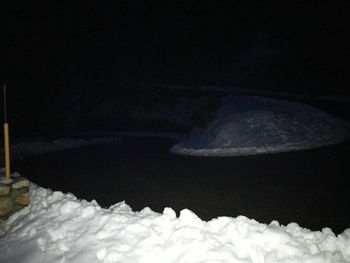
[[0, 183, 349, 263], [172, 95, 350, 156]]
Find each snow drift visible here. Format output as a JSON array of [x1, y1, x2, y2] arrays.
[[0, 183, 349, 263], [172, 95, 350, 156]]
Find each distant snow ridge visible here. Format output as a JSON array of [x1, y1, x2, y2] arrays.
[[2, 137, 121, 159], [0, 183, 349, 263], [172, 95, 350, 156]]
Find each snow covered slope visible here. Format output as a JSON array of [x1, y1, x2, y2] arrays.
[[172, 95, 350, 156], [1, 183, 349, 263]]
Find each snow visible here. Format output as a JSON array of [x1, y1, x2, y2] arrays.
[[172, 95, 350, 156], [1, 183, 349, 263]]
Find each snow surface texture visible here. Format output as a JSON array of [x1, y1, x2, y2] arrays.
[[172, 95, 350, 156], [0, 184, 349, 263]]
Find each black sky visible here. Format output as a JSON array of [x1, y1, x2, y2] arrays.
[[3, 1, 350, 95]]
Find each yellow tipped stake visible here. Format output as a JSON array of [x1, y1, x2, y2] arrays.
[[3, 84, 10, 178]]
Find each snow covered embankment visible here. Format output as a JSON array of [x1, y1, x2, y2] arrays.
[[172, 95, 350, 156], [1, 184, 349, 263]]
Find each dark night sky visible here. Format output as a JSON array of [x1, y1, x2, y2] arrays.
[[3, 1, 350, 95]]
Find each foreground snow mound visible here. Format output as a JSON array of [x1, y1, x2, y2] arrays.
[[1, 184, 349, 263], [172, 95, 350, 156]]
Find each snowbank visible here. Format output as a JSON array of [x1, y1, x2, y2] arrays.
[[1, 183, 349, 263], [172, 95, 350, 156]]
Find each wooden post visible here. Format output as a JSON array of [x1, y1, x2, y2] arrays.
[[3, 84, 10, 178]]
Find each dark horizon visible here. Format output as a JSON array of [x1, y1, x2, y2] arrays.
[[3, 2, 350, 96]]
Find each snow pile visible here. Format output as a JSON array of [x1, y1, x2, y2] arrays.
[[1, 184, 350, 263], [172, 95, 350, 156]]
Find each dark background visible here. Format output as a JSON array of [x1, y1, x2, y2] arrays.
[[2, 1, 350, 136], [4, 2, 350, 90]]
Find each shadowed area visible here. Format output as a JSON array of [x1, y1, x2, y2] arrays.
[[13, 136, 350, 234]]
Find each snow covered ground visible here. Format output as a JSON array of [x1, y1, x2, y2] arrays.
[[1, 182, 349, 263], [172, 95, 350, 156]]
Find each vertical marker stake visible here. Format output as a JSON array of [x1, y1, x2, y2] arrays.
[[4, 123, 10, 178], [3, 84, 10, 178]]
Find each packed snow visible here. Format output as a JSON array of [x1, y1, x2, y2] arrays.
[[172, 95, 350, 156], [1, 182, 349, 263]]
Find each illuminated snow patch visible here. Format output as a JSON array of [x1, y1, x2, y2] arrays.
[[172, 95, 350, 156], [0, 183, 349, 263]]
